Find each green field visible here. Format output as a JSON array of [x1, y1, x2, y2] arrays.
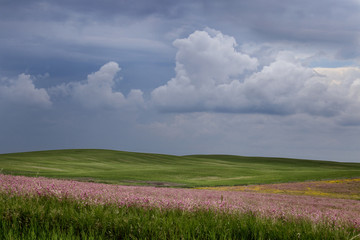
[[1, 149, 359, 187]]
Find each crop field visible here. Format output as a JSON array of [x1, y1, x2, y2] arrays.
[[1, 149, 360, 239], [1, 149, 360, 187]]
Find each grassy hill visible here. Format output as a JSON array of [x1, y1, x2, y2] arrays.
[[0, 149, 359, 187]]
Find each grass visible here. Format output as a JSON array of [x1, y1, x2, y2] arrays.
[[1, 149, 360, 187], [1, 193, 359, 240]]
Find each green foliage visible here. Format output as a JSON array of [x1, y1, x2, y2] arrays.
[[0, 149, 359, 187], [1, 193, 358, 240]]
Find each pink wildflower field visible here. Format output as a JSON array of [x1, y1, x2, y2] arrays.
[[1, 174, 359, 230]]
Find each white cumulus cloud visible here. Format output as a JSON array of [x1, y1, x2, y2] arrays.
[[68, 61, 144, 109], [151, 29, 360, 123], [151, 28, 258, 112], [0, 73, 51, 108]]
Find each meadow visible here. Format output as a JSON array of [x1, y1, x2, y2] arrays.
[[1, 174, 359, 239], [1, 149, 360, 239], [1, 149, 360, 187]]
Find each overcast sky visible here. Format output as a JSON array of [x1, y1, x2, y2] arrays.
[[1, 0, 360, 162]]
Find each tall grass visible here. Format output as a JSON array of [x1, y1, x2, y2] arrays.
[[1, 193, 359, 240]]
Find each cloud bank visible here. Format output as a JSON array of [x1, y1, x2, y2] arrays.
[[152, 29, 360, 122], [1, 29, 359, 126]]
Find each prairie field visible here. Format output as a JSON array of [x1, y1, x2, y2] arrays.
[[1, 149, 360, 239], [1, 149, 360, 187], [1, 174, 360, 239]]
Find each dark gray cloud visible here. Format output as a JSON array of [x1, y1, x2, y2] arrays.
[[56, 0, 192, 19], [204, 0, 360, 62], [205, 0, 360, 44], [0, 0, 195, 21]]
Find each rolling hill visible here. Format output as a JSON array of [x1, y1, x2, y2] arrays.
[[1, 149, 359, 187]]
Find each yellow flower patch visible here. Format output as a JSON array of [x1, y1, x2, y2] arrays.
[[198, 178, 360, 200]]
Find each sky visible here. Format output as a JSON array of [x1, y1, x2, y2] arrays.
[[1, 0, 360, 162]]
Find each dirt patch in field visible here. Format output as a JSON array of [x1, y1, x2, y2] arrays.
[[70, 177, 97, 183], [122, 180, 186, 187], [65, 178, 185, 187]]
